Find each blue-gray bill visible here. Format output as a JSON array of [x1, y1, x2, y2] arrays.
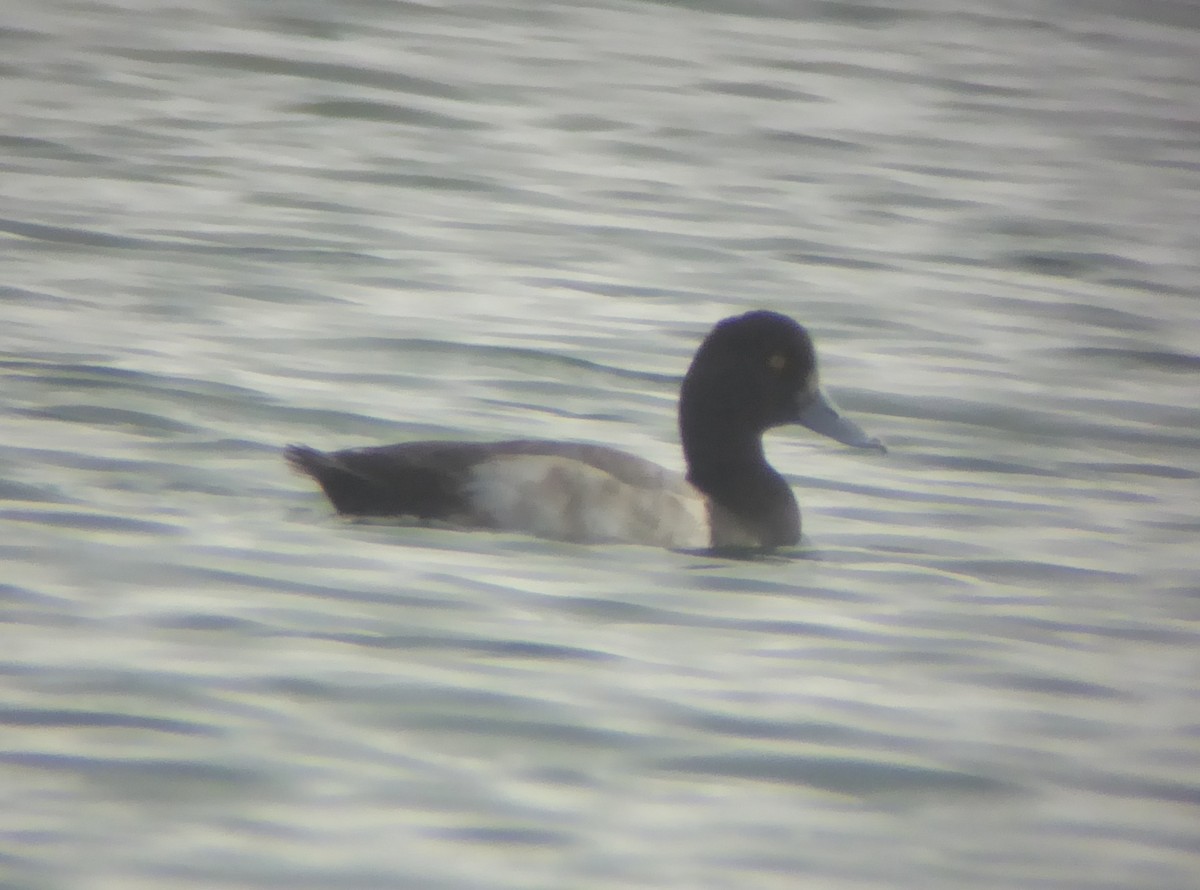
[[797, 389, 887, 453]]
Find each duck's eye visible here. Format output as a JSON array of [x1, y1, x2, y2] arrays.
[[768, 353, 787, 373]]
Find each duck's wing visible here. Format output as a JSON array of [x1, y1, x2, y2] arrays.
[[285, 441, 498, 518]]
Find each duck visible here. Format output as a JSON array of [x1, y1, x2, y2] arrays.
[[285, 310, 884, 550]]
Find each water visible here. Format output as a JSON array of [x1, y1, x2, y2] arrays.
[[2, 1, 1199, 888]]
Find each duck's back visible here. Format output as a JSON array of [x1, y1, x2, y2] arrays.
[[285, 440, 710, 547]]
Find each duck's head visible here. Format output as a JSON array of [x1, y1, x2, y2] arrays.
[[680, 310, 885, 454]]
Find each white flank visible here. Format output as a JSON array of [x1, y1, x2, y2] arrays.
[[466, 455, 710, 548]]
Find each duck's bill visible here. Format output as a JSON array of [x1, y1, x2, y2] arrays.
[[796, 389, 887, 453]]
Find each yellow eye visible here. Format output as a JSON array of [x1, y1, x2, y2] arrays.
[[768, 353, 787, 372]]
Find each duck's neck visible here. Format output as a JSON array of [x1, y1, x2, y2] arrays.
[[680, 414, 800, 548], [682, 421, 765, 479]]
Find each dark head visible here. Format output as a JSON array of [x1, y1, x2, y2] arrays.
[[680, 310, 883, 456], [678, 311, 884, 547], [680, 311, 816, 446]]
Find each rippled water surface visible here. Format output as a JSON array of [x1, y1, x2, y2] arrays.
[[3, 1, 1199, 888]]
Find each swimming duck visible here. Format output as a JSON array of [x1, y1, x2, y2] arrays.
[[286, 310, 884, 549]]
